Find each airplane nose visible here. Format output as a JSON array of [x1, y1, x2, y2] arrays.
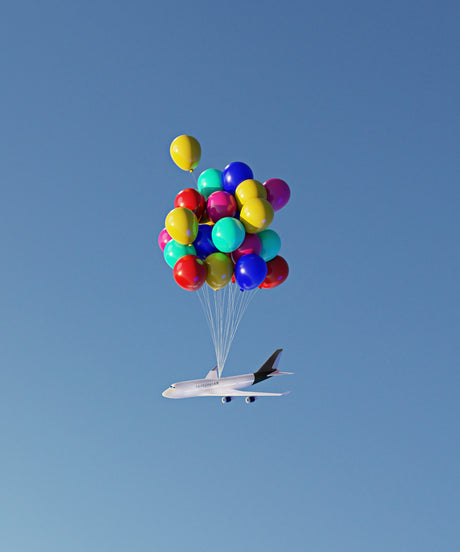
[[162, 389, 169, 398]]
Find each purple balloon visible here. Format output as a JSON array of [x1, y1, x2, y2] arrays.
[[158, 227, 172, 251], [207, 191, 237, 222], [263, 178, 291, 211], [231, 233, 262, 263]]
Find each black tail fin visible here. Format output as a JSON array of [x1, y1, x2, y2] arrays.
[[253, 349, 283, 384]]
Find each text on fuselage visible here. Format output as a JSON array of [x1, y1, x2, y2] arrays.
[[196, 381, 220, 388]]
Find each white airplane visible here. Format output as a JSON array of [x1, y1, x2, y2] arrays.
[[162, 349, 292, 403]]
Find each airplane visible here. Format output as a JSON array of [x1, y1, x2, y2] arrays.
[[162, 349, 292, 403]]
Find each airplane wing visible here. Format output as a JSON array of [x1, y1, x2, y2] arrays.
[[206, 389, 289, 397]]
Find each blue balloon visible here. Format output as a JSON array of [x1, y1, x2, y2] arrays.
[[193, 224, 218, 259], [222, 162, 253, 195], [235, 253, 267, 291]]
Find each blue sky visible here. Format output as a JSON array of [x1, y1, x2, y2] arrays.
[[1, 1, 459, 551]]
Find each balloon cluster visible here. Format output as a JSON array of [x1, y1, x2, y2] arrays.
[[159, 135, 290, 292]]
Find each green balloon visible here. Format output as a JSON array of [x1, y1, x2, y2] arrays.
[[258, 229, 281, 261], [197, 168, 223, 199], [211, 217, 245, 253], [163, 239, 196, 268]]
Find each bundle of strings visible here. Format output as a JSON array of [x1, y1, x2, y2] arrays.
[[198, 285, 259, 378]]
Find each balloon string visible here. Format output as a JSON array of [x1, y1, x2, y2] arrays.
[[198, 285, 259, 378], [190, 172, 198, 186]]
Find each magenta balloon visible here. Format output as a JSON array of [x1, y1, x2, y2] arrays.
[[158, 227, 172, 251], [206, 191, 237, 222], [231, 233, 262, 263], [263, 178, 291, 211]]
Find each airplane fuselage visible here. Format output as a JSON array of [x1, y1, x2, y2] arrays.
[[162, 373, 255, 399]]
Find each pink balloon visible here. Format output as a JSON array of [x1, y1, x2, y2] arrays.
[[206, 191, 237, 223], [231, 233, 262, 263], [158, 227, 172, 251], [263, 178, 290, 211]]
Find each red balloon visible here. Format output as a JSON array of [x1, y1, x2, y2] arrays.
[[260, 255, 289, 289], [175, 188, 206, 221], [173, 254, 207, 291]]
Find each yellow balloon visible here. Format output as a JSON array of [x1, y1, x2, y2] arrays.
[[204, 252, 233, 290], [235, 179, 267, 209], [165, 207, 198, 245], [170, 135, 201, 172], [240, 198, 274, 234]]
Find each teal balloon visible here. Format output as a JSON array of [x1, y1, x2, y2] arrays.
[[163, 239, 196, 268], [212, 217, 245, 253], [197, 169, 223, 199], [258, 229, 281, 261]]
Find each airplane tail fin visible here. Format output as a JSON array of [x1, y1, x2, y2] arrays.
[[205, 366, 218, 380], [253, 349, 292, 384]]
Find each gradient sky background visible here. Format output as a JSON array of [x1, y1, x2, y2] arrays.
[[1, 1, 459, 551]]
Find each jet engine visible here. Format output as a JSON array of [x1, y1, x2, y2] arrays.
[[245, 396, 256, 403], [221, 396, 232, 404]]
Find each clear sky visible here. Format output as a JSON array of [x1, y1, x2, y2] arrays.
[[1, 1, 459, 551]]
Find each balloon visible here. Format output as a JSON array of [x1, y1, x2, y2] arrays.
[[222, 162, 253, 194], [197, 169, 223, 199], [235, 179, 267, 209], [173, 255, 206, 291], [263, 178, 290, 211], [160, 136, 290, 372], [174, 188, 206, 220], [204, 252, 234, 290], [206, 191, 237, 223], [211, 217, 245, 253], [165, 207, 198, 245], [231, 233, 262, 263], [261, 255, 289, 288], [163, 240, 196, 269], [158, 227, 172, 252], [239, 198, 274, 234], [170, 135, 201, 172], [193, 224, 218, 259], [234, 253, 267, 291], [258, 229, 281, 262]]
